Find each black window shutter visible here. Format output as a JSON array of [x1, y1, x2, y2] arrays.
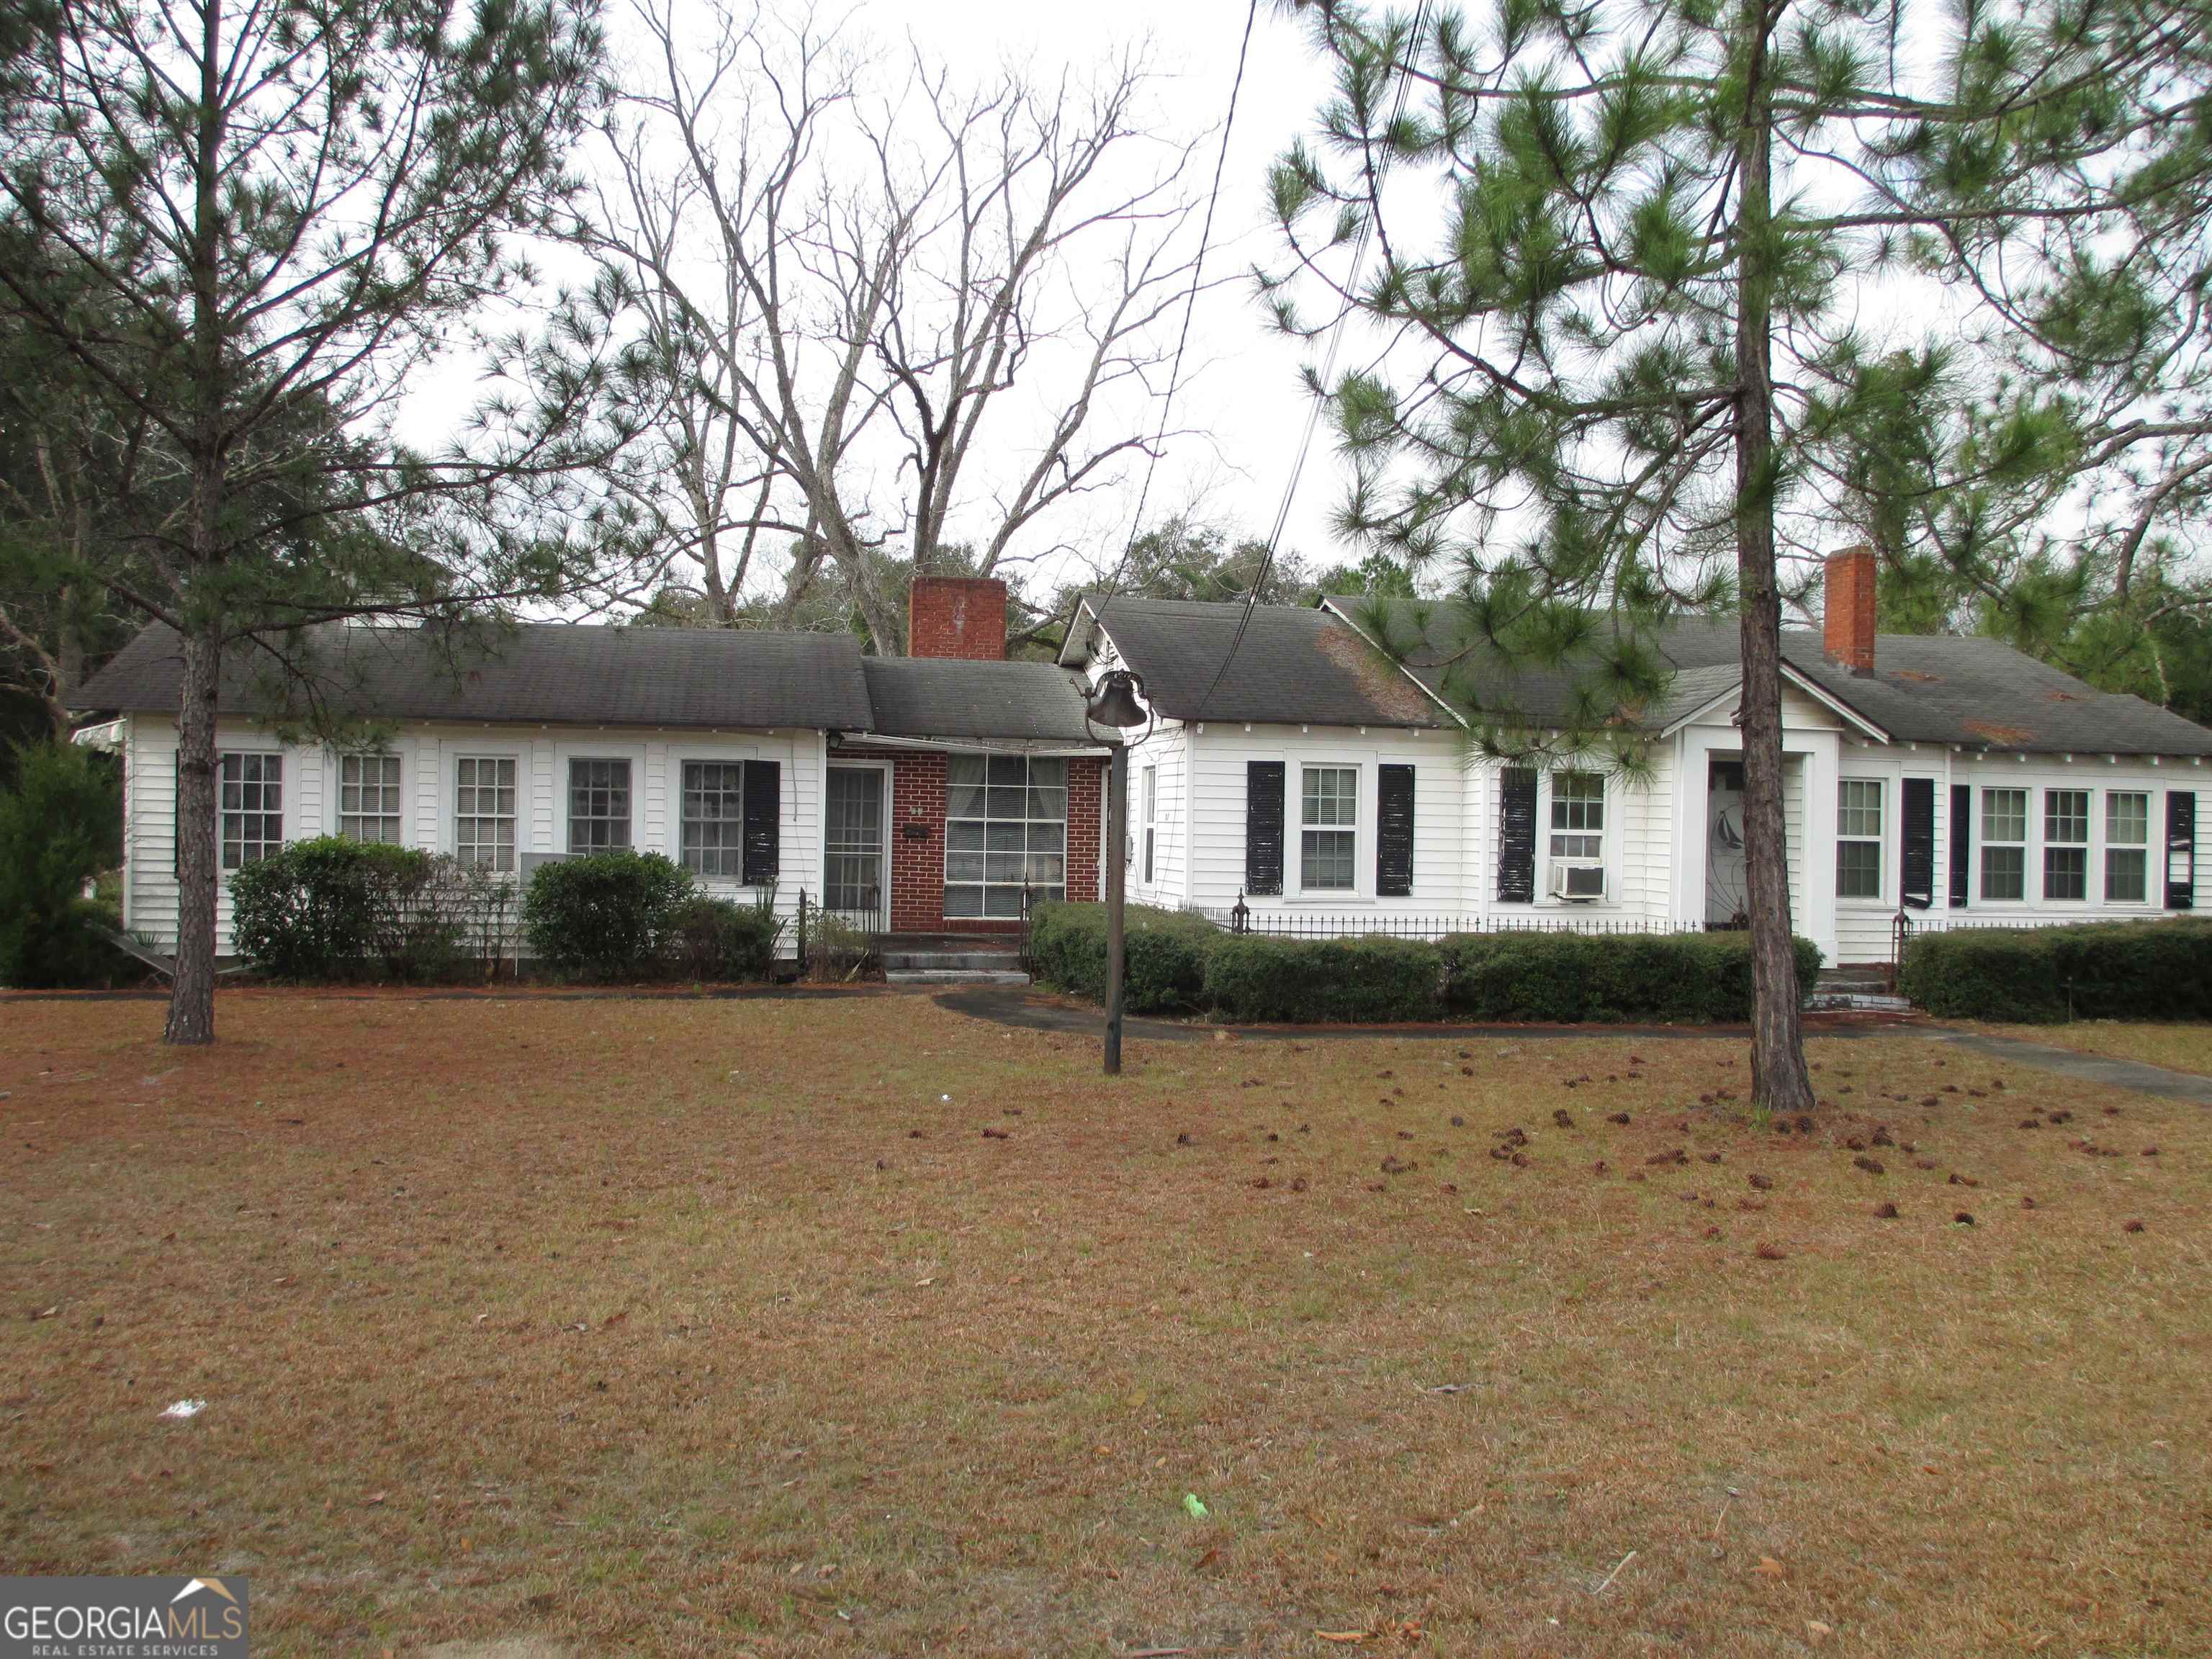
[[1498, 767, 1537, 903], [1244, 762, 1285, 896], [2167, 790, 2196, 909], [742, 760, 780, 886], [1900, 778, 1934, 909], [1948, 782, 1971, 907], [1376, 764, 1415, 896]]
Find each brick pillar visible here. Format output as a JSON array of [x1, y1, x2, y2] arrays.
[[907, 577, 1008, 660], [1067, 756, 1104, 902], [1822, 545, 1877, 674]]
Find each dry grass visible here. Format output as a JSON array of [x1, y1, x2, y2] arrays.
[[3, 989, 2208, 1657], [1978, 1020, 2212, 1076]]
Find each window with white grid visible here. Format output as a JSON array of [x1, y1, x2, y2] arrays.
[[219, 752, 283, 870], [1835, 779, 1883, 899], [454, 756, 516, 872], [680, 761, 745, 878], [944, 755, 1066, 917], [1300, 765, 1357, 891], [1548, 772, 1604, 859], [338, 753, 403, 844], [2106, 791, 2149, 903], [1981, 788, 2027, 901], [2044, 788, 2089, 900], [567, 758, 632, 852]]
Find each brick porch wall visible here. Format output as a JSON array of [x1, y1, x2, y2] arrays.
[[842, 748, 1104, 932]]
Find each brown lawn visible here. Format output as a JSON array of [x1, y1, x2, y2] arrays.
[[1977, 1020, 2212, 1078], [2, 991, 2207, 1657]]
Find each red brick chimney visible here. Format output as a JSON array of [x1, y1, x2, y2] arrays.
[[1822, 545, 1878, 674], [907, 576, 1007, 660]]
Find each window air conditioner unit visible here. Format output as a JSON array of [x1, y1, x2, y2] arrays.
[[1550, 861, 1606, 902]]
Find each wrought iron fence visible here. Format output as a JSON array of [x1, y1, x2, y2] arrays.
[[793, 887, 889, 982]]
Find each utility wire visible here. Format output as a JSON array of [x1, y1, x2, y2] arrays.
[[1097, 0, 1262, 603], [1195, 0, 1431, 719]]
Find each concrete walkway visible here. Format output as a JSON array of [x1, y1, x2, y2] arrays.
[[933, 985, 2212, 1103], [1923, 1026, 2212, 1105]]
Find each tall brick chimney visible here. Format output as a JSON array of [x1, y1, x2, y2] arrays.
[[1822, 544, 1878, 674], [907, 576, 1007, 660]]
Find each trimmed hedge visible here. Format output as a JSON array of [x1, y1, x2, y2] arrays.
[[1028, 901, 1217, 1012], [1029, 901, 1817, 1024], [1440, 930, 1822, 1023], [230, 836, 510, 981], [1202, 934, 1444, 1023], [523, 851, 696, 981], [1897, 920, 2212, 1022]]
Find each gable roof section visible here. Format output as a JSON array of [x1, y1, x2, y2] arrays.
[[859, 657, 1097, 744], [1064, 594, 1449, 728], [73, 621, 876, 731], [1324, 598, 2212, 757]]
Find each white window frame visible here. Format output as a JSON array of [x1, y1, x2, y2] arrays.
[[1141, 763, 1157, 886], [1980, 786, 2028, 902], [450, 750, 523, 873], [1298, 763, 1361, 895], [2043, 787, 2090, 902], [1541, 769, 1609, 902], [565, 755, 635, 853], [217, 750, 285, 871], [1835, 778, 1884, 902], [336, 751, 405, 845], [678, 757, 747, 879], [944, 752, 1069, 919], [2105, 790, 2151, 904]]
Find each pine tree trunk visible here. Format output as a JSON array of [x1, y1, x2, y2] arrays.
[[1732, 0, 1815, 1115], [166, 615, 221, 1044]]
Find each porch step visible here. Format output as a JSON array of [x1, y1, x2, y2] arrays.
[[881, 949, 1027, 972], [886, 968, 1032, 987], [1805, 989, 1915, 1012]]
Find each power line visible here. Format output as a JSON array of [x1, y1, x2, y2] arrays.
[[1195, 0, 1431, 719], [1099, 0, 1261, 601]]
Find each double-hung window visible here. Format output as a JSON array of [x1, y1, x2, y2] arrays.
[[1300, 765, 1357, 891], [1549, 772, 1604, 860], [338, 753, 403, 844], [944, 755, 1066, 917], [1835, 779, 1884, 899], [680, 761, 745, 878], [2044, 789, 2089, 900], [2106, 791, 2150, 902], [1981, 788, 2028, 900], [1141, 765, 1157, 884], [218, 752, 284, 870], [454, 757, 516, 871], [567, 758, 632, 851]]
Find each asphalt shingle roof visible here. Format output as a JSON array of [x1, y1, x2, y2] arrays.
[[1326, 598, 2212, 756], [73, 621, 877, 732], [1066, 595, 1448, 728], [859, 657, 1098, 744]]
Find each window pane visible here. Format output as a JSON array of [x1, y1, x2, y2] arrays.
[[1301, 827, 1354, 890], [2107, 847, 2147, 903], [339, 754, 403, 844], [1838, 779, 1882, 839], [942, 753, 1070, 915], [2044, 845, 2087, 900], [218, 752, 283, 869], [1302, 767, 1357, 828], [2045, 789, 2088, 845], [943, 884, 984, 917], [455, 757, 517, 872], [1982, 845, 2025, 901], [680, 760, 744, 877], [2107, 792, 2148, 845], [1982, 788, 2026, 844], [568, 758, 631, 851], [947, 781, 988, 818], [1836, 839, 1881, 899], [946, 821, 986, 853], [986, 755, 1026, 786], [947, 755, 986, 789]]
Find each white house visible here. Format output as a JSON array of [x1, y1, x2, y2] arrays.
[[1059, 549, 2212, 967]]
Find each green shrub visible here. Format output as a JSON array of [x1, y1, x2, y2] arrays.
[[1898, 920, 2212, 1022], [523, 850, 695, 980], [229, 836, 508, 981], [0, 739, 128, 987], [1028, 900, 1215, 1012], [672, 892, 783, 981], [1440, 930, 1821, 1022], [1201, 934, 1445, 1024]]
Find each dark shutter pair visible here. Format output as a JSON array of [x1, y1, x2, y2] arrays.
[[741, 758, 780, 886], [1242, 761, 1416, 896]]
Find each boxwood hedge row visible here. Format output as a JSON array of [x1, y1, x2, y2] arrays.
[[1897, 920, 2212, 1022], [1027, 902, 1822, 1025]]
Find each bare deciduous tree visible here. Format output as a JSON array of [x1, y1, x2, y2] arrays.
[[586, 0, 1203, 652]]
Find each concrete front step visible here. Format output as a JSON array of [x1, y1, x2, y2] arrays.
[[886, 968, 1032, 987], [881, 949, 1026, 972], [1804, 991, 1915, 1012]]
